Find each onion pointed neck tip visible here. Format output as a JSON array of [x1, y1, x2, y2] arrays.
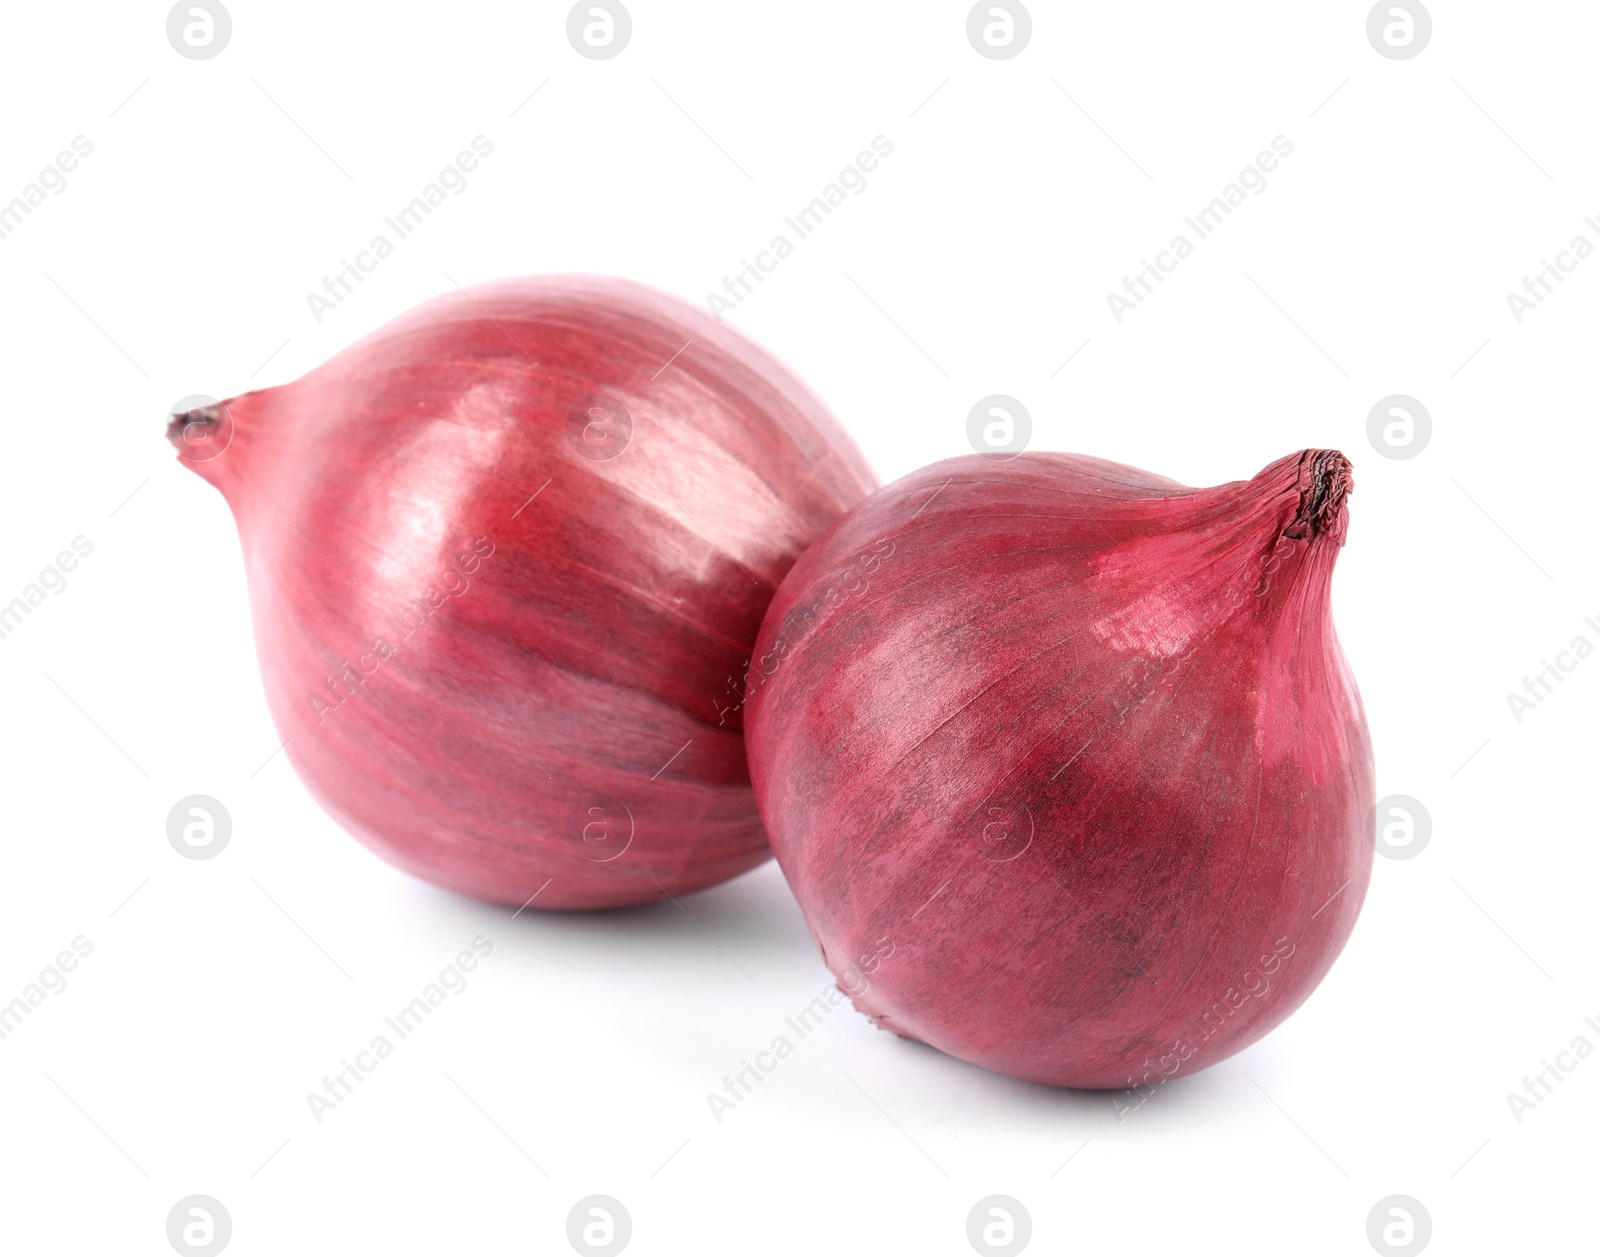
[[1284, 449, 1353, 544], [167, 401, 236, 471], [167, 405, 217, 450]]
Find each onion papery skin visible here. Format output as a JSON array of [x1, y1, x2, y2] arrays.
[[171, 276, 875, 910], [745, 450, 1373, 1089]]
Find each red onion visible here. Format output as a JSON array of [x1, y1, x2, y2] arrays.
[[170, 276, 875, 909], [745, 450, 1373, 1089]]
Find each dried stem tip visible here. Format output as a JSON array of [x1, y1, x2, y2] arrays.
[[167, 405, 225, 452], [1284, 449, 1353, 542]]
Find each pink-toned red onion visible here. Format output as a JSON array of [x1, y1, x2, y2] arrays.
[[745, 449, 1373, 1088], [171, 276, 875, 909]]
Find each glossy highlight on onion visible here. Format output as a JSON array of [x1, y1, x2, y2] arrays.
[[745, 449, 1373, 1089], [170, 275, 875, 909]]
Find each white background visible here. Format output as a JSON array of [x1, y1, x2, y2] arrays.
[[1, 2, 1595, 1254]]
